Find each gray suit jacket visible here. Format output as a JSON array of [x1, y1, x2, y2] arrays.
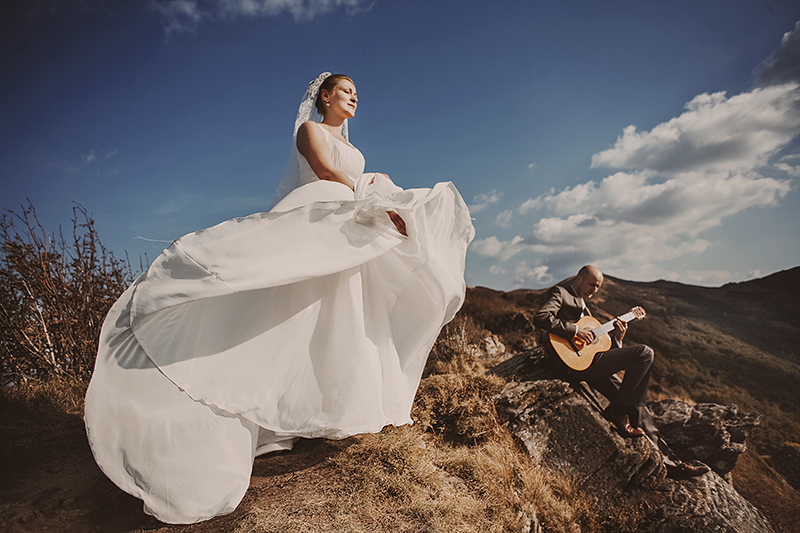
[[532, 283, 588, 341], [532, 282, 622, 351]]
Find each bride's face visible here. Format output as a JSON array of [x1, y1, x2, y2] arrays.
[[324, 80, 358, 119]]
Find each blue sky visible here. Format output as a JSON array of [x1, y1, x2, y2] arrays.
[[2, 0, 800, 289]]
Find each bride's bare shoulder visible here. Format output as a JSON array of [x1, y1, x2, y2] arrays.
[[297, 121, 326, 142], [298, 121, 322, 134], [296, 121, 329, 156]]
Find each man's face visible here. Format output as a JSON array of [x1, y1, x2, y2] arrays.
[[575, 272, 603, 300]]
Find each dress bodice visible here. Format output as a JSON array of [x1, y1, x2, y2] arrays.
[[271, 125, 366, 208], [298, 127, 365, 183]]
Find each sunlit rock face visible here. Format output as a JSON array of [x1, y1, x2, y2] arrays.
[[491, 351, 774, 533]]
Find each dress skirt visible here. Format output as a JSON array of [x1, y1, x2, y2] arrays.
[[84, 175, 474, 523]]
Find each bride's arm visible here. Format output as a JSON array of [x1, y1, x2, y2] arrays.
[[296, 122, 355, 190], [298, 122, 406, 236]]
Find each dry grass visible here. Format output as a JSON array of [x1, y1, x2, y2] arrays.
[[424, 315, 493, 377], [331, 426, 581, 533], [413, 372, 505, 446], [732, 447, 800, 533], [225, 363, 589, 533], [232, 426, 584, 533]]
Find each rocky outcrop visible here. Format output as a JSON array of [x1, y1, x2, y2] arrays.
[[645, 473, 776, 533], [491, 351, 775, 533], [494, 380, 664, 499], [649, 400, 761, 479]]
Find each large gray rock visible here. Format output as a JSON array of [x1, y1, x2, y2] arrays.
[[491, 352, 775, 533], [648, 399, 760, 478], [645, 474, 777, 533], [494, 380, 664, 501]]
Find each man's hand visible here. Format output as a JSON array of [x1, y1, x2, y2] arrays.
[[575, 326, 595, 344], [612, 318, 628, 344]]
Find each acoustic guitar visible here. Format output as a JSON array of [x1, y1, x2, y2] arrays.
[[548, 307, 646, 371]]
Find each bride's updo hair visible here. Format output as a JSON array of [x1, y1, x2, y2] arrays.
[[315, 74, 354, 116]]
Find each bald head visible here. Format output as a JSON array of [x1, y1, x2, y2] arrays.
[[574, 264, 603, 299], [578, 265, 603, 281]]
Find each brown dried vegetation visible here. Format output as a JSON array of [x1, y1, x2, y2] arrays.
[[0, 202, 132, 384]]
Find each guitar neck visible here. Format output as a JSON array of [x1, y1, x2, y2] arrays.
[[591, 310, 638, 338]]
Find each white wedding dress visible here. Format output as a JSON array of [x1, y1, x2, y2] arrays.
[[84, 127, 474, 524]]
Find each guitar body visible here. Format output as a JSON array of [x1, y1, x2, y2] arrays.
[[548, 315, 612, 371]]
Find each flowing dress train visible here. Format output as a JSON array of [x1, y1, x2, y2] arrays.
[[84, 127, 474, 523]]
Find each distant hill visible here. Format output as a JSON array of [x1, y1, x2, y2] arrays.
[[462, 267, 800, 490]]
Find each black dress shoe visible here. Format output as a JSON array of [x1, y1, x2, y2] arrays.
[[667, 462, 710, 480], [602, 408, 645, 438]]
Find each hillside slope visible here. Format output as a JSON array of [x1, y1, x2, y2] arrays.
[[482, 268, 800, 489]]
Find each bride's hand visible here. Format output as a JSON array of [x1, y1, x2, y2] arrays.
[[387, 211, 407, 236], [368, 173, 392, 186]]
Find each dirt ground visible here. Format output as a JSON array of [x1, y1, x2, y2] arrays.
[[0, 398, 360, 533]]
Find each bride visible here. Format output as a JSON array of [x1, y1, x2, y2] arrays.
[[84, 73, 474, 524]]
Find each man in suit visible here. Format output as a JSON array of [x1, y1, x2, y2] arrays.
[[532, 265, 709, 479]]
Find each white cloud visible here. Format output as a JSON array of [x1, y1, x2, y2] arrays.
[[517, 197, 541, 214], [500, 168, 789, 281], [470, 235, 529, 261], [775, 153, 800, 177], [469, 189, 502, 213], [154, 192, 198, 215], [527, 170, 789, 231], [495, 209, 513, 228], [150, 0, 370, 34], [218, 0, 367, 20], [591, 83, 800, 174], [513, 261, 551, 286], [489, 265, 506, 275], [478, 81, 798, 285], [154, 191, 271, 216], [775, 162, 800, 177]]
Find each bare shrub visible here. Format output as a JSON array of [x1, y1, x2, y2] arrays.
[[0, 201, 133, 384]]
